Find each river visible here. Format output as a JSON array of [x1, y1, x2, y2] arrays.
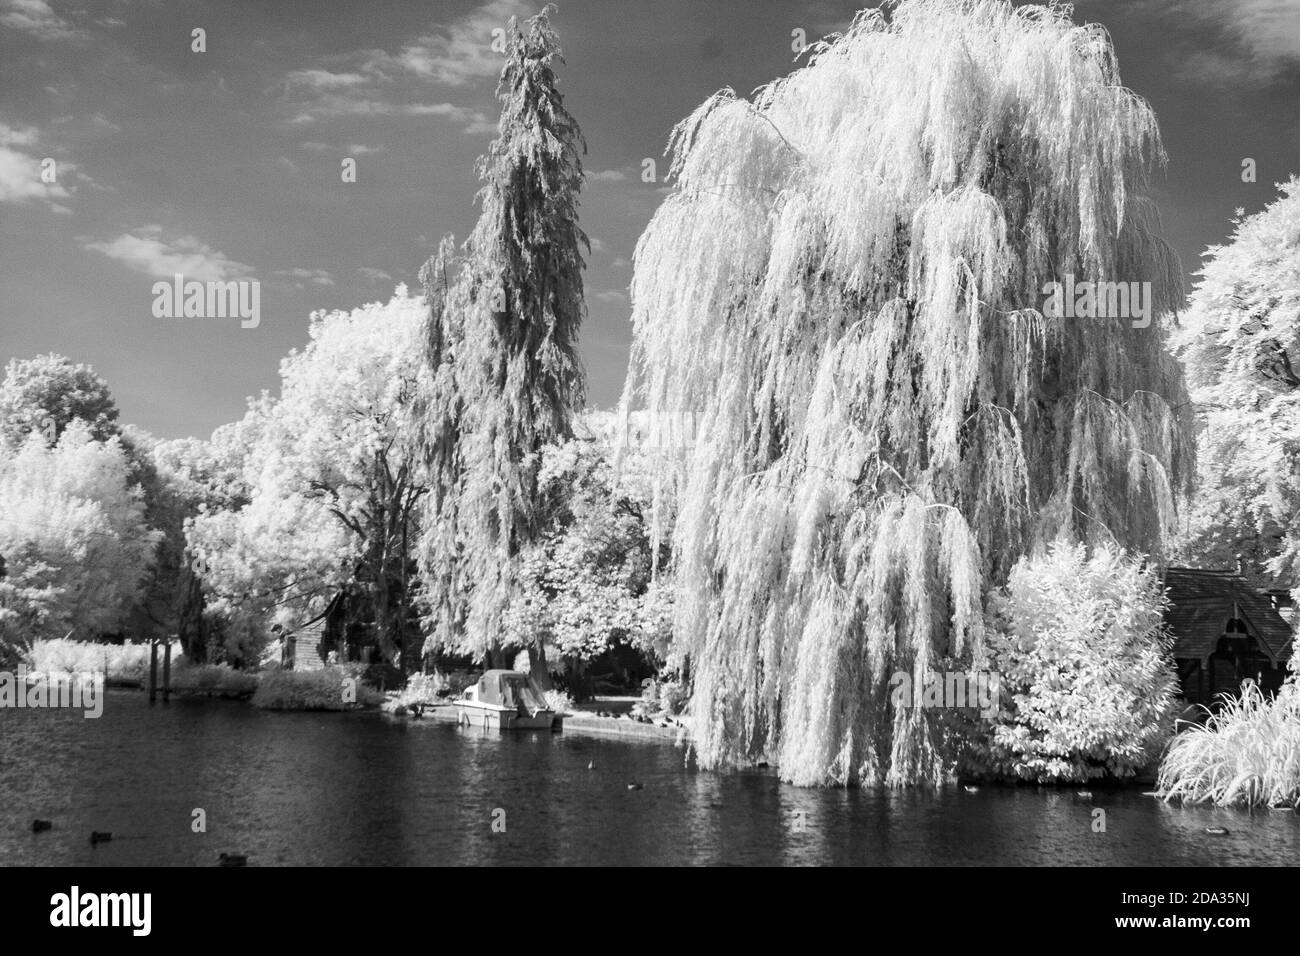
[[1, 690, 1296, 865]]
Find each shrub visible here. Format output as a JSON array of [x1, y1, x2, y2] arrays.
[[543, 688, 574, 715], [977, 542, 1179, 782], [169, 661, 259, 697], [631, 677, 686, 718], [388, 670, 450, 710], [251, 663, 382, 710], [1157, 680, 1300, 808]]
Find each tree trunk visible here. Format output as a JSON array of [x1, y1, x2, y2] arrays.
[[527, 642, 553, 691]]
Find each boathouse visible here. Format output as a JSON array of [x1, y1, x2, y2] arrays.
[[1161, 567, 1294, 707]]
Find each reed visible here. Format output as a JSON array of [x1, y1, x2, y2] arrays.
[[1156, 680, 1300, 808]]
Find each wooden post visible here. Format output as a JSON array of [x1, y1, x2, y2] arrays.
[[163, 641, 172, 703], [148, 640, 158, 703]]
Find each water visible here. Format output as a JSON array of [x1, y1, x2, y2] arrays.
[[2, 690, 1297, 866]]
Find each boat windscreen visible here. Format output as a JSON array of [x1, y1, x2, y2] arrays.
[[476, 671, 549, 714]]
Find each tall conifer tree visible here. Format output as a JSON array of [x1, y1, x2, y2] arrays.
[[417, 5, 587, 668]]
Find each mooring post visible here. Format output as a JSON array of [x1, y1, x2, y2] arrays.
[[163, 641, 172, 703], [149, 640, 158, 704]]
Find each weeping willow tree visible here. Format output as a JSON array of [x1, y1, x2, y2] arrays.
[[623, 0, 1194, 787], [415, 5, 587, 667]]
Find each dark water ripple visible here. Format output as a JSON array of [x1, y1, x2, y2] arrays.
[[1, 690, 1296, 866]]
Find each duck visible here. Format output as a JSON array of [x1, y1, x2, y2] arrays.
[[627, 782, 644, 791], [963, 785, 980, 793], [90, 831, 112, 845], [1075, 790, 1093, 799], [1205, 826, 1229, 836], [31, 819, 52, 833], [587, 760, 594, 770], [217, 853, 248, 867]]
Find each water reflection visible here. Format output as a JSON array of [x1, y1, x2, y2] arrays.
[[1, 690, 1296, 866]]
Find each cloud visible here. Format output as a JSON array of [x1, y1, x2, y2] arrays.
[[84, 226, 254, 282], [379, 0, 530, 87], [594, 290, 628, 303], [275, 267, 335, 286], [611, 257, 631, 269], [0, 123, 73, 208], [300, 141, 386, 155], [0, 122, 39, 149], [277, 1, 531, 134], [1217, 0, 1300, 65], [285, 95, 494, 134], [588, 168, 628, 183], [357, 267, 394, 282], [0, 0, 82, 40], [1137, 0, 1300, 82], [589, 236, 608, 254], [285, 69, 372, 91]]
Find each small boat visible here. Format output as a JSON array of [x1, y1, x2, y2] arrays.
[[455, 670, 561, 732]]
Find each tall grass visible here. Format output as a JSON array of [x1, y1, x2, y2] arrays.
[[25, 638, 179, 683], [1157, 680, 1300, 808]]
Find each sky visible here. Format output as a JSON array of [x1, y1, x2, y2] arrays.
[[1, 0, 1298, 441]]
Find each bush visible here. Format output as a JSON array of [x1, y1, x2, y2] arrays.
[[251, 664, 382, 710], [387, 670, 450, 710], [976, 542, 1179, 782], [169, 661, 259, 697], [543, 688, 574, 715], [1157, 680, 1300, 808], [631, 677, 686, 719]]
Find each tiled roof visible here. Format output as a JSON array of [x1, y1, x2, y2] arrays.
[[1162, 567, 1294, 663]]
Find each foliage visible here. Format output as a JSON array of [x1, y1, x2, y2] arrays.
[[979, 542, 1179, 782], [542, 688, 574, 715], [1157, 679, 1300, 808], [388, 670, 451, 709], [416, 5, 587, 663], [251, 663, 383, 710], [0, 353, 120, 448], [168, 661, 260, 697], [633, 677, 688, 719], [188, 291, 426, 665], [0, 423, 161, 644], [623, 0, 1192, 785], [24, 637, 176, 682], [1169, 177, 1300, 594], [499, 411, 674, 672]]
